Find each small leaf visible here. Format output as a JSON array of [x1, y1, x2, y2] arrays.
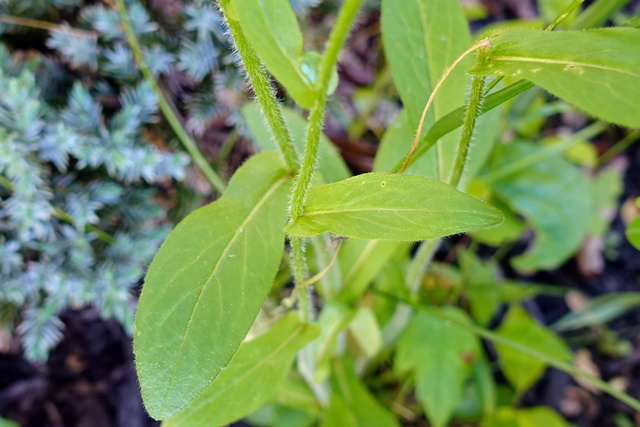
[[627, 216, 640, 250], [396, 308, 479, 427], [286, 173, 504, 240], [325, 357, 400, 427], [135, 152, 291, 419], [553, 292, 640, 332], [471, 28, 640, 128], [460, 251, 500, 326], [485, 406, 572, 427], [484, 140, 591, 271], [236, 0, 315, 108], [348, 306, 382, 357], [163, 313, 319, 427], [495, 306, 572, 393]]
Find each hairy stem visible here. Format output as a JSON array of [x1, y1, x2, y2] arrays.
[[288, 0, 363, 324], [289, 0, 363, 220], [115, 0, 226, 194], [219, 5, 298, 173], [449, 75, 486, 187]]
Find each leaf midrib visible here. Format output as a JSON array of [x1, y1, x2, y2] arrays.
[[301, 207, 497, 218], [492, 55, 640, 79], [158, 174, 289, 415]]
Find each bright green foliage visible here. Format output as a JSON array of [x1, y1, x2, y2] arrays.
[[322, 357, 399, 427], [538, 0, 579, 26], [381, 0, 470, 181], [471, 28, 640, 128], [553, 293, 640, 332], [396, 308, 479, 427], [484, 406, 573, 427], [460, 251, 501, 326], [627, 200, 640, 249], [236, 0, 327, 108], [242, 103, 350, 183], [485, 141, 591, 271], [135, 152, 291, 419], [163, 313, 319, 427], [337, 239, 409, 302], [495, 306, 572, 393], [286, 173, 504, 240]]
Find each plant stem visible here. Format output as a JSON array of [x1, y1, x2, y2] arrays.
[[573, 0, 632, 29], [0, 14, 96, 38], [291, 237, 312, 322], [289, 0, 364, 220], [373, 288, 640, 412], [599, 129, 640, 166], [219, 6, 298, 173], [114, 0, 226, 194], [288, 0, 363, 324], [449, 75, 486, 187]]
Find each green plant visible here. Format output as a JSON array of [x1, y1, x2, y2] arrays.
[[130, 0, 640, 425]]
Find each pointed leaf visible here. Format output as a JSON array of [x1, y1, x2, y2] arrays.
[[396, 308, 479, 427], [135, 152, 291, 419], [381, 0, 471, 180], [553, 292, 640, 332], [285, 173, 503, 240], [495, 306, 572, 393], [627, 215, 640, 250], [236, 0, 315, 108], [471, 28, 640, 128], [163, 313, 319, 427]]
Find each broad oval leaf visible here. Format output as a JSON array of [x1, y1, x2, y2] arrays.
[[236, 0, 315, 108], [285, 173, 503, 241], [381, 0, 471, 181], [163, 313, 319, 427], [471, 28, 640, 128], [135, 152, 291, 419]]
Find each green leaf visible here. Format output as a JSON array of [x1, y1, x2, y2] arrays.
[[553, 292, 640, 332], [484, 406, 572, 427], [460, 251, 500, 326], [381, 0, 471, 181], [485, 140, 591, 271], [627, 215, 640, 250], [0, 417, 19, 427], [235, 0, 320, 108], [495, 306, 572, 393], [286, 173, 504, 240], [337, 239, 409, 303], [538, 0, 579, 26], [471, 28, 640, 128], [135, 152, 291, 419], [163, 313, 319, 427], [589, 170, 623, 237], [243, 103, 350, 183], [396, 308, 479, 427], [324, 357, 400, 427], [348, 306, 382, 358]]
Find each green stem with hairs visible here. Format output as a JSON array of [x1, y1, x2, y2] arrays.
[[219, 3, 298, 173], [449, 75, 486, 187], [288, 0, 363, 323], [114, 0, 226, 194]]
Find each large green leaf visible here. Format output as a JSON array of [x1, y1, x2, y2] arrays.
[[485, 140, 591, 271], [485, 406, 572, 427], [381, 0, 471, 181], [163, 313, 319, 427], [135, 152, 291, 419], [495, 306, 572, 393], [236, 0, 316, 108], [243, 103, 351, 183], [396, 308, 479, 427], [286, 173, 503, 240], [323, 357, 400, 427], [471, 28, 640, 128]]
